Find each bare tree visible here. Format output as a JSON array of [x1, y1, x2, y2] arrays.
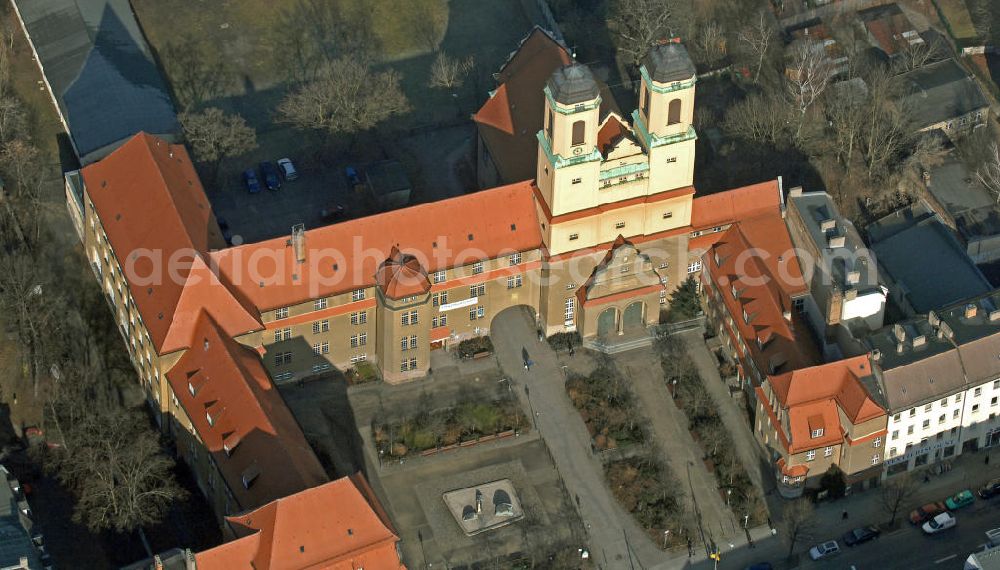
[[737, 12, 776, 84], [781, 499, 816, 558], [859, 68, 912, 180], [277, 57, 410, 140], [893, 37, 945, 73], [978, 143, 1000, 204], [428, 52, 474, 89], [880, 474, 917, 526], [178, 107, 257, 182], [51, 405, 187, 555], [0, 255, 63, 394], [723, 92, 790, 146], [610, 0, 677, 68], [786, 40, 834, 137], [694, 20, 727, 69], [0, 97, 26, 144], [827, 86, 866, 169], [0, 139, 39, 197]]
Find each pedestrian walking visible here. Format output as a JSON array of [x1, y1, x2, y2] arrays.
[[842, 510, 848, 520], [986, 454, 991, 466]]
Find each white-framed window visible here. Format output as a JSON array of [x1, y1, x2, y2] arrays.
[[509, 252, 522, 265], [565, 282, 577, 290], [507, 275, 523, 289], [312, 319, 329, 334], [569, 233, 579, 241], [472, 262, 484, 275], [410, 335, 418, 349], [976, 387, 983, 397], [273, 328, 291, 342], [350, 333, 366, 348], [889, 447, 897, 457], [659, 290, 668, 305], [564, 297, 575, 324], [314, 298, 328, 310], [806, 450, 816, 461], [312, 342, 329, 355], [274, 307, 289, 320], [687, 260, 702, 273], [572, 177, 582, 184], [871, 454, 880, 465], [824, 446, 833, 457], [811, 428, 824, 438], [273, 351, 292, 366], [350, 311, 367, 325], [470, 283, 486, 297], [922, 419, 930, 429], [615, 221, 625, 229], [433, 270, 446, 284], [873, 437, 881, 448], [470, 306, 485, 320], [663, 211, 673, 219], [432, 314, 448, 327], [352, 289, 366, 301], [400, 337, 409, 351], [349, 353, 367, 364], [432, 292, 448, 306]]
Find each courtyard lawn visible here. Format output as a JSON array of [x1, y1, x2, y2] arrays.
[[933, 0, 979, 43]]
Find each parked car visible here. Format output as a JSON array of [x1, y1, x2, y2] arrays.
[[259, 161, 281, 191], [979, 478, 1000, 499], [945, 489, 975, 510], [910, 502, 947, 525], [277, 158, 298, 181], [922, 512, 956, 534], [242, 169, 261, 193], [842, 526, 881, 546], [809, 541, 840, 560]]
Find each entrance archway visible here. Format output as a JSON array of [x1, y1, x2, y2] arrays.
[[622, 302, 645, 333], [596, 308, 618, 338]]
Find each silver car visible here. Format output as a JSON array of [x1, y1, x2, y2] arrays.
[[809, 540, 841, 560]]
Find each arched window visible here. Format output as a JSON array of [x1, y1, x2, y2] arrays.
[[546, 109, 554, 141], [641, 86, 649, 119], [668, 99, 682, 125], [572, 120, 586, 146]]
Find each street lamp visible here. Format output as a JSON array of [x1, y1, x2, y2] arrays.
[[726, 489, 732, 506], [663, 529, 670, 549]]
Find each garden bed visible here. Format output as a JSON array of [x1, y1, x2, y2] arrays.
[[346, 361, 380, 385], [373, 398, 527, 458], [605, 455, 689, 549], [565, 364, 645, 450], [456, 335, 494, 359]]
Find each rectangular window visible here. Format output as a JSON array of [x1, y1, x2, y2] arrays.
[[410, 335, 418, 349], [956, 393, 963, 403], [891, 430, 898, 440], [273, 352, 292, 366], [873, 437, 881, 448], [659, 290, 668, 305], [470, 284, 486, 297], [565, 297, 575, 324], [909, 409, 916, 417], [893, 413, 900, 422], [273, 328, 292, 343], [571, 120, 585, 146], [409, 357, 417, 370], [824, 446, 833, 457], [433, 270, 446, 284], [976, 387, 983, 397], [470, 306, 485, 320], [687, 260, 702, 273], [872, 455, 880, 465], [509, 253, 521, 265], [922, 419, 930, 429], [351, 334, 360, 348], [432, 314, 448, 328], [907, 425, 914, 435], [314, 298, 328, 310], [432, 292, 449, 306], [572, 178, 582, 184], [569, 233, 579, 241], [663, 212, 673, 219], [352, 289, 365, 301], [811, 428, 824, 438], [939, 414, 946, 424], [312, 320, 330, 334], [400, 337, 408, 351], [953, 409, 960, 419], [507, 275, 523, 289], [350, 354, 367, 364], [409, 310, 418, 324], [350, 311, 367, 325], [994, 380, 999, 390], [312, 343, 322, 355], [806, 450, 816, 461], [924, 404, 932, 412], [472, 262, 484, 275], [274, 307, 289, 320], [615, 221, 626, 229]]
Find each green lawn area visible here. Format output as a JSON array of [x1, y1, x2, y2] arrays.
[[934, 0, 979, 42]]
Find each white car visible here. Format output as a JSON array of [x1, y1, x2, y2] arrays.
[[809, 540, 840, 560], [277, 158, 298, 181], [922, 512, 956, 534]]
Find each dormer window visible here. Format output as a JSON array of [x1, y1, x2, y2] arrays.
[[241, 464, 260, 490], [206, 411, 215, 427], [811, 428, 824, 438], [188, 382, 196, 397]]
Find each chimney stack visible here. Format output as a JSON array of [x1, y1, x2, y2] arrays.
[[154, 555, 164, 570], [291, 223, 306, 264], [965, 303, 978, 319], [892, 323, 906, 343]]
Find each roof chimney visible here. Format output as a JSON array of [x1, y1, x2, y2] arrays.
[[912, 335, 926, 347], [820, 219, 836, 232], [291, 223, 306, 264], [928, 310, 940, 327], [828, 235, 846, 249], [892, 323, 906, 343], [789, 186, 803, 198], [939, 321, 954, 339], [845, 288, 858, 301], [872, 348, 882, 362], [990, 309, 1000, 322], [896, 341, 905, 354], [846, 271, 861, 285], [965, 303, 977, 319]]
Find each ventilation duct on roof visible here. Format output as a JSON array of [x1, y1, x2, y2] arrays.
[[991, 310, 1000, 323], [820, 219, 837, 232], [828, 235, 846, 249], [893, 323, 906, 343], [912, 335, 926, 347], [291, 223, 306, 264], [965, 303, 978, 319]]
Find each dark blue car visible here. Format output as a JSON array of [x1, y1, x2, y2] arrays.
[[243, 169, 261, 193], [260, 161, 281, 191]]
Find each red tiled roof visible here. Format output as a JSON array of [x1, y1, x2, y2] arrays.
[[82, 132, 234, 352], [704, 210, 814, 377], [776, 457, 809, 478], [768, 355, 885, 453], [196, 474, 404, 570], [165, 312, 327, 512], [210, 181, 543, 311], [597, 113, 636, 157], [690, 179, 781, 231], [376, 247, 430, 300], [862, 12, 917, 56]]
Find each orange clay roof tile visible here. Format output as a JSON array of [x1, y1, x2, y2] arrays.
[[81, 133, 238, 352], [210, 181, 543, 311], [196, 474, 403, 570], [165, 312, 327, 512], [376, 247, 431, 300]]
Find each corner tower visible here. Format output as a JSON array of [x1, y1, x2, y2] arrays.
[[535, 63, 603, 217], [635, 42, 697, 193]]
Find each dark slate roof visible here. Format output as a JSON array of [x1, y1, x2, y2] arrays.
[[13, 0, 178, 162], [642, 42, 696, 84], [894, 58, 988, 130], [546, 63, 600, 105]]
